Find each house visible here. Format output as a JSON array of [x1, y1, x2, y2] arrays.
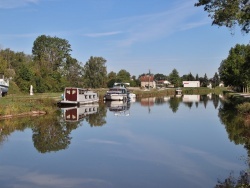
[[156, 80, 171, 88], [140, 75, 156, 89], [182, 81, 200, 87]]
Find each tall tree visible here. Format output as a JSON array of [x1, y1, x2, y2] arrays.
[[83, 56, 107, 88], [107, 71, 117, 87], [202, 73, 209, 87], [212, 72, 220, 87], [32, 35, 72, 71], [116, 69, 131, 83], [219, 44, 250, 91], [62, 56, 83, 87], [168, 69, 181, 87], [195, 0, 250, 33]]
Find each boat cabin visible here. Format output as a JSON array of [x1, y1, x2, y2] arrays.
[[60, 87, 99, 106]]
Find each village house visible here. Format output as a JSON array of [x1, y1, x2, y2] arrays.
[[140, 75, 156, 89]]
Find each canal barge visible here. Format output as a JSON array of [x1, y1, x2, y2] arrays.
[[58, 87, 99, 106]]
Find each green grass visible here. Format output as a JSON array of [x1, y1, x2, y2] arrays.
[[0, 93, 61, 116]]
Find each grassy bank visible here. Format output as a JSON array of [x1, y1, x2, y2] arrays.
[[0, 93, 61, 117]]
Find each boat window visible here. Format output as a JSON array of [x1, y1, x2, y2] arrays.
[[85, 95, 88, 99], [89, 95, 91, 99], [93, 95, 95, 98]]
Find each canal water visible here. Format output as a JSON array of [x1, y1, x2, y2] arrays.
[[0, 94, 248, 188]]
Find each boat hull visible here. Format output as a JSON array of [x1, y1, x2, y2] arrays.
[[104, 94, 127, 101], [0, 85, 9, 96]]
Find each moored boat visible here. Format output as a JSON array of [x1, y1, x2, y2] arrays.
[[58, 87, 99, 106], [0, 73, 9, 97], [104, 83, 135, 101]]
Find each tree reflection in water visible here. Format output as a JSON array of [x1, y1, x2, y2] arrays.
[[0, 103, 108, 153], [217, 97, 250, 187], [1, 94, 249, 186]]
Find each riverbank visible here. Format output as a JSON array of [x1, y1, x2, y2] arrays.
[[0, 87, 229, 119]]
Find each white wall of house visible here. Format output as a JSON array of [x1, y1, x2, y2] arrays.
[[141, 81, 156, 88], [182, 81, 200, 87]]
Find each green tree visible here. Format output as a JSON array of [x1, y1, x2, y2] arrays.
[[212, 72, 220, 87], [116, 69, 131, 83], [195, 0, 250, 33], [168, 69, 181, 87], [195, 74, 199, 81], [202, 73, 209, 87], [32, 35, 73, 92], [218, 44, 250, 91], [83, 56, 107, 88], [32, 35, 72, 71], [154, 73, 167, 81], [107, 71, 117, 87], [62, 56, 84, 87], [15, 63, 34, 92]]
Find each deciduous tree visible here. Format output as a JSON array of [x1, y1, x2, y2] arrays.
[[195, 0, 250, 33], [218, 44, 250, 91], [83, 56, 107, 88]]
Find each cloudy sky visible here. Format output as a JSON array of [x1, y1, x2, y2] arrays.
[[0, 0, 249, 78]]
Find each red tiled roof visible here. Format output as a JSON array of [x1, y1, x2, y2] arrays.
[[140, 75, 154, 82]]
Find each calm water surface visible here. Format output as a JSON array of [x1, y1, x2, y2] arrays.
[[0, 94, 248, 188]]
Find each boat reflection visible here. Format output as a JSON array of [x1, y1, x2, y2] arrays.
[[60, 104, 99, 122], [105, 101, 130, 116]]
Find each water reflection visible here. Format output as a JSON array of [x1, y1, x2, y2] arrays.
[[216, 96, 250, 187], [61, 104, 99, 122], [105, 101, 130, 116], [138, 94, 222, 113], [0, 94, 250, 187]]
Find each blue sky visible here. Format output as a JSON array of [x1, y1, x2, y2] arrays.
[[0, 0, 249, 78]]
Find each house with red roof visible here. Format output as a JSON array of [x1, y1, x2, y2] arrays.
[[140, 75, 156, 89]]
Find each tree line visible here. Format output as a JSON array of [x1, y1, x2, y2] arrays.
[[0, 35, 222, 93]]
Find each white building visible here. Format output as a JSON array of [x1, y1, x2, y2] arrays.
[[182, 81, 200, 87]]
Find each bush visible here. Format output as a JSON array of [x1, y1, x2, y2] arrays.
[[236, 102, 250, 114]]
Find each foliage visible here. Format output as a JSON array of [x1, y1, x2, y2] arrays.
[[32, 35, 71, 71], [182, 72, 195, 81], [212, 72, 220, 87], [83, 56, 107, 88], [202, 73, 209, 87], [116, 69, 131, 83], [219, 44, 250, 90], [168, 69, 181, 87], [237, 102, 250, 114], [195, 0, 250, 33], [154, 73, 168, 81]]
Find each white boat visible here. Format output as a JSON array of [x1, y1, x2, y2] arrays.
[[61, 104, 99, 122], [104, 83, 129, 101], [58, 87, 99, 106], [104, 83, 136, 101], [0, 73, 9, 97]]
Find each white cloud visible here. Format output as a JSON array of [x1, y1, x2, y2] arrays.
[[0, 166, 111, 188], [101, 0, 205, 47], [0, 0, 39, 9], [83, 31, 123, 38]]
